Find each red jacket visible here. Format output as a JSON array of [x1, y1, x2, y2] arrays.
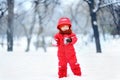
[[54, 32, 77, 57]]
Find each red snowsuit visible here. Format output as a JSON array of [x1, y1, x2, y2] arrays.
[[54, 32, 81, 78], [54, 17, 81, 78]]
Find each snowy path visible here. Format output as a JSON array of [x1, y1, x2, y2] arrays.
[[0, 47, 120, 80]]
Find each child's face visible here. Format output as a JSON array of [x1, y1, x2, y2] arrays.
[[60, 25, 69, 31]]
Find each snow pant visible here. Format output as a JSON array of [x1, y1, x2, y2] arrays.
[[58, 50, 81, 78]]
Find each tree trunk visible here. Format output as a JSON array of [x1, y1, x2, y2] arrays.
[[41, 36, 47, 52], [25, 37, 31, 52], [115, 9, 120, 35], [87, 0, 102, 53], [7, 0, 14, 51]]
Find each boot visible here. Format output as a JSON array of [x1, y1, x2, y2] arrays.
[[71, 64, 82, 76], [58, 66, 67, 78]]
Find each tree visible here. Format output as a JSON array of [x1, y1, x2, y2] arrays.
[[100, 0, 120, 36], [108, 5, 120, 35], [32, 0, 58, 52], [7, 0, 14, 51], [84, 0, 102, 53], [0, 1, 7, 19], [24, 0, 57, 52]]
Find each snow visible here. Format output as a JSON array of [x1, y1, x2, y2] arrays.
[[93, 0, 100, 12], [0, 35, 120, 80], [93, 21, 97, 25]]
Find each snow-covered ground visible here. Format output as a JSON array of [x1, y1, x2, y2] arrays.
[[0, 35, 120, 80]]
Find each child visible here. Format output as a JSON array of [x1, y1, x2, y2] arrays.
[[53, 17, 82, 78]]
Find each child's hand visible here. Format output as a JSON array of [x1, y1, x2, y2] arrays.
[[52, 38, 58, 46], [64, 37, 72, 44], [66, 38, 72, 42]]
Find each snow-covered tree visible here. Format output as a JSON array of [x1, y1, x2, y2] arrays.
[[84, 0, 102, 53], [100, 0, 120, 35], [7, 0, 14, 51]]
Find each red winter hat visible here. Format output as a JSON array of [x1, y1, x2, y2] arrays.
[[57, 17, 71, 29]]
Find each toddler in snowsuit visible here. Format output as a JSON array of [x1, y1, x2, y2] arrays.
[[53, 17, 82, 78]]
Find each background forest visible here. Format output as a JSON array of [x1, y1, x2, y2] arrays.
[[0, 0, 120, 52]]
